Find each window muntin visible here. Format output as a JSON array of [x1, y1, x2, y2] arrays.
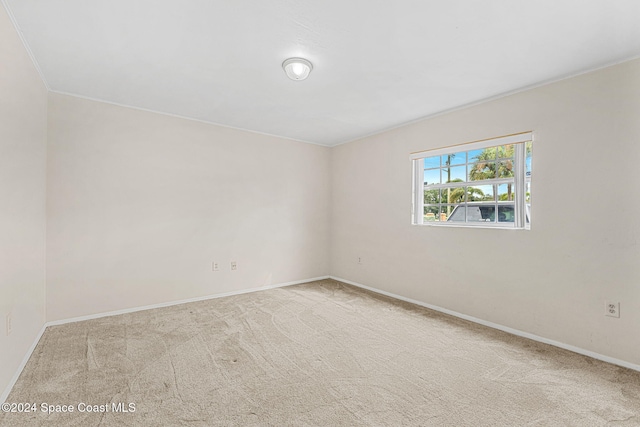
[[412, 133, 532, 229]]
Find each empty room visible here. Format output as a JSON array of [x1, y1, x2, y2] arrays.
[[1, 0, 639, 425]]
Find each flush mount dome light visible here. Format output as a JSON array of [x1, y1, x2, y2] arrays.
[[282, 57, 313, 81]]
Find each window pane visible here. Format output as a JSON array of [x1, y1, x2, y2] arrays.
[[468, 148, 487, 163], [423, 205, 440, 222], [425, 205, 449, 222], [497, 144, 515, 159], [440, 186, 466, 204], [441, 153, 465, 166], [474, 146, 498, 162], [442, 165, 466, 183], [466, 205, 496, 222], [415, 139, 532, 228], [467, 184, 494, 202], [446, 205, 465, 222], [497, 183, 515, 201], [468, 161, 496, 180], [498, 205, 515, 222], [424, 156, 440, 169], [526, 141, 532, 176], [497, 160, 514, 178], [424, 188, 441, 204], [423, 169, 441, 185]]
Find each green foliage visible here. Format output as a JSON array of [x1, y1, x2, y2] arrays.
[[468, 145, 515, 181], [447, 184, 486, 204], [424, 144, 529, 211], [424, 179, 487, 205]]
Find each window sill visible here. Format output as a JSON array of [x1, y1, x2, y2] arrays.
[[413, 222, 530, 231]]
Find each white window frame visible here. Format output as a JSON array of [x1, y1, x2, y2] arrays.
[[411, 132, 533, 229]]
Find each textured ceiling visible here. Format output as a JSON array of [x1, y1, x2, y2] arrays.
[[5, 0, 640, 146]]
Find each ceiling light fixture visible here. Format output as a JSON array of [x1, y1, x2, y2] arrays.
[[282, 58, 313, 81]]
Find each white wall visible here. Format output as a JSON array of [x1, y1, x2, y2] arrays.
[[46, 93, 330, 321], [2, 0, 639, 392], [330, 59, 640, 366], [0, 3, 47, 398]]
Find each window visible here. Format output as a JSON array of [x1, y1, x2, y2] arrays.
[[412, 132, 533, 229]]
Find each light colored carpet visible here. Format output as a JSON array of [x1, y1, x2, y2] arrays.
[[1, 279, 639, 426]]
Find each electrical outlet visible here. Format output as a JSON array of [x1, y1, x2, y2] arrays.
[[605, 301, 620, 318], [6, 312, 12, 336], [212, 262, 219, 272], [231, 261, 237, 271], [357, 256, 362, 265]]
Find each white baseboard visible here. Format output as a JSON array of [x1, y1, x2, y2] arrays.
[[1, 324, 47, 403], [1, 275, 329, 402], [330, 276, 640, 373], [47, 276, 329, 326]]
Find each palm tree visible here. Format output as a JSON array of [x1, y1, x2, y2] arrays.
[[446, 179, 485, 203], [444, 154, 455, 215], [469, 145, 515, 200]]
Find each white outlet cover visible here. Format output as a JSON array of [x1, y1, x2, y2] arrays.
[[605, 301, 620, 318]]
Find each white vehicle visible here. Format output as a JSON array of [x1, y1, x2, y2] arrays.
[[447, 203, 530, 223]]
